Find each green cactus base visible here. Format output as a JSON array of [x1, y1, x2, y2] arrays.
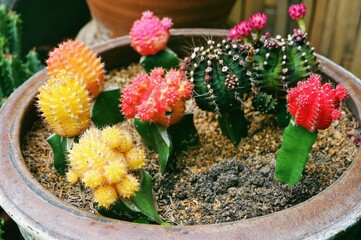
[[47, 133, 71, 176], [275, 119, 318, 186], [140, 47, 179, 73], [218, 109, 249, 147]]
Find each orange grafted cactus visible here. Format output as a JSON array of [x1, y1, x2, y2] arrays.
[[46, 39, 104, 98], [37, 70, 91, 137]]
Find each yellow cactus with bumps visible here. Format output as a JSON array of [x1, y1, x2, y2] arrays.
[[67, 126, 146, 208], [46, 39, 104, 98], [37, 70, 91, 137]]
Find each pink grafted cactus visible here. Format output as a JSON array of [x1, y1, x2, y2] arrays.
[[121, 67, 192, 126], [287, 74, 348, 132], [288, 3, 307, 20], [249, 13, 267, 30], [227, 20, 252, 41], [130, 11, 173, 56]]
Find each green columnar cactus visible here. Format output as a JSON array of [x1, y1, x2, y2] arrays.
[[0, 4, 41, 107], [182, 39, 253, 146]]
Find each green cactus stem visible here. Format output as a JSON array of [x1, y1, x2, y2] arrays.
[[140, 47, 179, 73], [218, 109, 249, 146], [7, 11, 22, 56], [275, 120, 317, 185], [25, 49, 42, 77]]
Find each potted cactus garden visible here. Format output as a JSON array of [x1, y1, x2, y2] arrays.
[[1, 4, 361, 240]]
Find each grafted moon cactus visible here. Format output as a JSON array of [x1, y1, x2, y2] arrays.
[[46, 39, 104, 98], [37, 70, 91, 137], [130, 10, 173, 56], [275, 74, 348, 185], [121, 67, 192, 126], [67, 126, 146, 208]]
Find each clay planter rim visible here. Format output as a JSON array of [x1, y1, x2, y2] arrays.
[[0, 29, 361, 240]]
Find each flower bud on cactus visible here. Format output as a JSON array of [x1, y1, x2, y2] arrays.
[[287, 74, 348, 131], [121, 67, 192, 126], [67, 127, 147, 208], [275, 75, 348, 185], [130, 11, 173, 56], [46, 39, 104, 98], [249, 13, 267, 30], [227, 20, 252, 41], [37, 70, 91, 137], [102, 126, 133, 152], [288, 4, 307, 20]]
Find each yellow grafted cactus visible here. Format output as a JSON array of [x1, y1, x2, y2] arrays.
[[46, 39, 104, 98], [67, 126, 147, 208], [125, 147, 146, 170], [102, 126, 133, 152], [94, 186, 118, 208], [103, 160, 128, 184], [37, 70, 91, 137], [115, 174, 140, 198]]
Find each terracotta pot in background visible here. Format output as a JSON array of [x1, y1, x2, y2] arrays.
[[1, 29, 361, 239], [85, 0, 236, 39]]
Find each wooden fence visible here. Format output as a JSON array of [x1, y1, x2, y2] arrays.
[[228, 0, 361, 78]]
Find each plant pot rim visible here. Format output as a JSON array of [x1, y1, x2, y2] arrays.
[[1, 28, 361, 240]]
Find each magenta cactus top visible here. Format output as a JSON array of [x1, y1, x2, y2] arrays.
[[288, 4, 307, 20], [227, 20, 252, 41], [249, 13, 267, 30], [130, 11, 173, 56], [287, 74, 348, 132]]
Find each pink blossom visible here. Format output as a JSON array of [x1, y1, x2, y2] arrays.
[[130, 11, 173, 56], [288, 4, 307, 20], [227, 20, 252, 40], [249, 13, 267, 30]]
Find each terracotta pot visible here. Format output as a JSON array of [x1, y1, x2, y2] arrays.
[[85, 0, 236, 39], [0, 29, 361, 240]]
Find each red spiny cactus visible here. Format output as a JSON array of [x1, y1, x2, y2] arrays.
[[287, 74, 348, 132], [46, 40, 104, 98], [227, 20, 252, 41], [249, 13, 267, 30], [130, 11, 173, 56], [121, 67, 192, 126]]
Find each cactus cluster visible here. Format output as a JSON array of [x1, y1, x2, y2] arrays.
[[0, 4, 41, 107], [183, 4, 319, 132], [66, 126, 146, 208], [37, 40, 105, 137]]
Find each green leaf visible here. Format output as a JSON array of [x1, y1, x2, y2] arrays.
[[0, 218, 4, 240], [47, 133, 70, 176], [134, 118, 172, 171], [218, 109, 249, 147], [97, 198, 143, 221], [275, 119, 318, 186], [131, 170, 166, 224], [140, 47, 179, 73], [167, 113, 199, 152], [91, 88, 125, 127]]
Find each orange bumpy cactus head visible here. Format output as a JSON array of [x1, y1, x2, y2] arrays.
[[46, 39, 104, 98], [37, 70, 91, 137], [130, 11, 173, 56], [66, 126, 146, 208], [121, 67, 192, 126], [287, 74, 348, 132]]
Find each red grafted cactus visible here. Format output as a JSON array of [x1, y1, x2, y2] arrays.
[[287, 74, 348, 132], [46, 39, 104, 98], [130, 11, 173, 56], [121, 67, 192, 126]]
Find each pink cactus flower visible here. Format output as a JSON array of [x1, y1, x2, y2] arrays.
[[227, 20, 252, 40], [249, 13, 267, 30], [130, 11, 173, 56], [121, 67, 192, 126], [287, 74, 348, 132], [288, 4, 307, 20]]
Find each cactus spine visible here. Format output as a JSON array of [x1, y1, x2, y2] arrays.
[[0, 4, 42, 107]]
